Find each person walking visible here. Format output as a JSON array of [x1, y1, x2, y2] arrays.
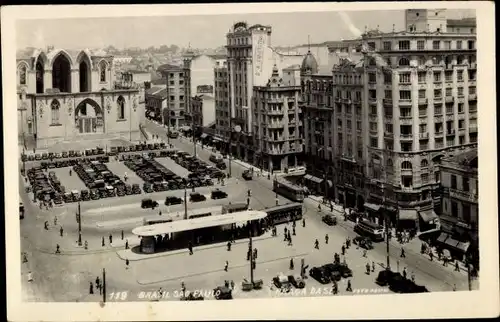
[[289, 258, 294, 270], [84, 240, 88, 250], [288, 236, 293, 246], [411, 272, 415, 283], [230, 280, 235, 290], [403, 267, 407, 279], [325, 234, 329, 244], [224, 260, 229, 272], [125, 239, 129, 250], [121, 230, 124, 240], [95, 276, 100, 290], [429, 251, 434, 261], [54, 216, 58, 226], [346, 280, 352, 292], [69, 169, 72, 176], [188, 241, 193, 255], [44, 221, 49, 230], [59, 226, 64, 237], [89, 282, 94, 295], [125, 258, 130, 270], [227, 241, 231, 251], [341, 244, 346, 256], [314, 239, 319, 249], [363, 249, 367, 258], [253, 248, 258, 259], [302, 218, 306, 228], [400, 247, 406, 258], [292, 226, 296, 236], [55, 244, 60, 254], [366, 262, 371, 275], [455, 261, 460, 272]]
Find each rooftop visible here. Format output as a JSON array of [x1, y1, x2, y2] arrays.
[[443, 148, 478, 169]]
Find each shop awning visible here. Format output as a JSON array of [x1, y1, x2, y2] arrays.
[[399, 209, 418, 221], [445, 236, 460, 248], [304, 174, 323, 184], [418, 209, 439, 223], [456, 241, 470, 252], [364, 203, 381, 212], [200, 133, 208, 139], [437, 232, 449, 243]]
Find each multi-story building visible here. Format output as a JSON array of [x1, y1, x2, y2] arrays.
[[223, 21, 303, 163], [439, 148, 478, 263], [16, 47, 143, 148], [252, 65, 303, 173], [214, 60, 229, 146], [144, 86, 168, 123], [115, 70, 151, 89], [191, 94, 215, 130], [156, 57, 192, 129]]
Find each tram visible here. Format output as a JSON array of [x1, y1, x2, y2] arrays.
[[262, 202, 303, 226], [273, 179, 305, 202]]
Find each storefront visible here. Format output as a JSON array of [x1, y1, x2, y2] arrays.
[[364, 202, 382, 225], [436, 232, 470, 262], [303, 174, 323, 195], [418, 209, 440, 232], [398, 209, 418, 230]]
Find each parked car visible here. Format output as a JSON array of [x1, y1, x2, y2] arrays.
[[141, 198, 159, 209], [272, 274, 292, 292], [242, 170, 253, 181], [322, 263, 342, 281], [213, 286, 232, 300], [80, 189, 90, 201], [353, 236, 374, 250], [211, 189, 228, 200], [209, 154, 221, 163], [288, 275, 305, 288], [143, 183, 154, 193], [190, 192, 206, 202], [132, 184, 142, 194], [309, 267, 330, 284], [90, 188, 100, 200], [216, 160, 227, 170], [322, 214, 337, 226], [165, 196, 183, 206]]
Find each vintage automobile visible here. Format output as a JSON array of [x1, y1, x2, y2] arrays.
[[288, 274, 305, 288], [209, 154, 221, 163], [309, 267, 330, 284], [273, 274, 292, 293], [143, 183, 154, 193], [53, 193, 63, 205], [215, 160, 227, 170], [90, 188, 100, 200], [331, 263, 353, 278], [322, 214, 337, 226], [132, 183, 142, 194], [168, 131, 179, 139], [242, 170, 253, 181], [387, 273, 429, 293], [165, 196, 183, 206], [80, 190, 90, 201], [213, 286, 232, 300], [141, 198, 159, 209], [116, 186, 126, 197], [63, 192, 74, 203], [353, 236, 374, 250], [321, 263, 342, 281], [211, 189, 228, 200], [190, 192, 206, 202]]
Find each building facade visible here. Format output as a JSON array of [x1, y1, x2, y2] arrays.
[[252, 65, 303, 173], [144, 86, 168, 123], [156, 58, 192, 129], [191, 94, 215, 129], [214, 61, 229, 144], [17, 47, 142, 148], [115, 70, 151, 89], [439, 148, 478, 262]]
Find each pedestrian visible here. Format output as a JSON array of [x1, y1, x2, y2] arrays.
[[121, 230, 124, 240], [108, 234, 113, 245], [334, 253, 340, 264], [400, 247, 406, 258], [346, 237, 351, 249], [59, 226, 64, 237], [69, 169, 72, 176], [346, 280, 352, 292], [247, 249, 251, 261], [188, 242, 193, 255], [230, 280, 235, 290], [102, 236, 105, 247], [325, 234, 329, 244], [22, 252, 28, 263], [27, 271, 33, 282], [289, 258, 295, 270], [429, 251, 434, 261], [455, 261, 460, 272], [372, 261, 376, 272], [54, 216, 58, 226], [314, 239, 319, 249], [411, 272, 415, 283], [44, 221, 49, 230], [288, 236, 293, 246], [366, 262, 371, 275], [330, 203, 333, 213], [318, 203, 321, 212], [55, 244, 60, 254], [227, 241, 231, 251], [253, 248, 258, 259], [302, 218, 306, 227], [283, 228, 288, 241], [125, 239, 129, 249], [341, 244, 346, 256], [224, 280, 229, 288], [84, 240, 88, 250], [89, 282, 94, 294], [363, 249, 367, 257], [125, 258, 130, 269], [403, 267, 407, 279], [292, 226, 296, 236], [96, 276, 100, 289], [452, 284, 456, 291], [275, 197, 279, 206], [421, 242, 426, 254], [332, 280, 338, 295], [224, 260, 228, 272], [443, 257, 448, 267], [287, 231, 291, 242]]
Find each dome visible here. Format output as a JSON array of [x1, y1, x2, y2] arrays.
[[301, 51, 318, 75]]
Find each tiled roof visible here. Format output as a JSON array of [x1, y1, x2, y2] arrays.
[[157, 63, 184, 72], [145, 86, 163, 95]]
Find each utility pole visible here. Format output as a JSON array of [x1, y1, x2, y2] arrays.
[[249, 222, 254, 285], [102, 268, 106, 303], [228, 116, 233, 178], [183, 179, 188, 220], [77, 201, 82, 246]]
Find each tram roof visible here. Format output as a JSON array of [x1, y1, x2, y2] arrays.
[[132, 210, 268, 237]]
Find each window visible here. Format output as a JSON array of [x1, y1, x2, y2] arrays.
[[385, 90, 392, 99], [432, 41, 440, 50], [179, 80, 184, 85], [457, 70, 464, 81], [18, 64, 27, 85], [418, 89, 426, 99], [458, 87, 464, 97], [347, 120, 352, 130], [399, 90, 411, 100], [368, 42, 376, 50], [463, 177, 470, 192], [369, 89, 376, 99], [399, 41, 410, 50], [445, 71, 453, 81], [433, 72, 441, 82], [417, 40, 425, 50], [357, 121, 362, 131], [421, 159, 428, 168], [51, 99, 60, 124], [445, 88, 452, 97], [444, 41, 451, 50], [418, 72, 426, 83], [458, 103, 464, 113], [370, 137, 378, 148], [421, 173, 429, 183], [384, 106, 393, 117], [401, 161, 412, 170], [419, 105, 427, 116], [369, 122, 377, 131], [434, 104, 442, 115], [117, 96, 125, 119], [458, 120, 465, 129], [401, 142, 413, 152], [370, 105, 377, 115], [385, 123, 393, 133], [434, 89, 442, 98], [169, 80, 175, 85], [368, 73, 377, 83], [384, 73, 392, 84], [99, 61, 107, 82], [399, 73, 411, 83], [456, 41, 462, 50], [418, 56, 427, 66], [468, 40, 475, 50], [457, 56, 464, 64], [399, 58, 410, 66], [383, 41, 391, 50], [400, 107, 411, 117], [451, 201, 458, 217], [469, 86, 476, 95], [451, 174, 457, 189]]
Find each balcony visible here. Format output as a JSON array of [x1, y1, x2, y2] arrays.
[[369, 115, 378, 122], [433, 96, 443, 103], [398, 99, 412, 106], [418, 98, 428, 105], [446, 129, 456, 136], [267, 97, 284, 103], [468, 93, 477, 101], [383, 98, 393, 106], [368, 97, 378, 105], [445, 96, 454, 103], [266, 109, 284, 115], [399, 116, 413, 125], [384, 132, 393, 138], [400, 133, 413, 140], [435, 130, 444, 137], [343, 98, 352, 104], [369, 129, 378, 135], [458, 128, 466, 134], [352, 98, 361, 104], [268, 122, 284, 129], [448, 187, 478, 203], [469, 125, 478, 133], [419, 132, 429, 140], [400, 168, 413, 176]]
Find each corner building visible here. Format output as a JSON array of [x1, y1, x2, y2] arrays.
[[17, 47, 143, 148]]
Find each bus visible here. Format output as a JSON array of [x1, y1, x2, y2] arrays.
[[263, 202, 303, 226], [354, 219, 385, 242], [273, 179, 305, 202], [222, 202, 249, 214]]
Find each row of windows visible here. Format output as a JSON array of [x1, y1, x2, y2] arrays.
[[227, 36, 250, 46], [369, 132, 477, 151], [49, 96, 125, 125], [378, 39, 476, 51], [367, 54, 475, 69]]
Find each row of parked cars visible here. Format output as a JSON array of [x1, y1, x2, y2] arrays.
[[27, 167, 59, 202], [22, 148, 106, 162], [172, 151, 226, 180], [140, 189, 228, 209], [108, 143, 168, 156], [309, 263, 353, 284], [39, 156, 110, 169]]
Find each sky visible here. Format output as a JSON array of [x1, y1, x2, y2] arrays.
[[16, 9, 476, 50]]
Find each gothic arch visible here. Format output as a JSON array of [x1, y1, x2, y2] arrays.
[[401, 161, 413, 170], [17, 62, 29, 86], [49, 50, 74, 69], [98, 59, 109, 82], [76, 51, 92, 92], [75, 98, 104, 134], [421, 159, 429, 168], [35, 54, 47, 94], [34, 51, 48, 70], [52, 52, 72, 93], [117, 95, 125, 119], [398, 57, 410, 67]]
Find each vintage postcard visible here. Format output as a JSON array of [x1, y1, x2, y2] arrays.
[[2, 2, 498, 321]]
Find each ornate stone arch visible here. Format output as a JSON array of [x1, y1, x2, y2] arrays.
[[76, 50, 93, 70], [49, 49, 75, 69], [17, 61, 29, 85], [398, 57, 410, 67]]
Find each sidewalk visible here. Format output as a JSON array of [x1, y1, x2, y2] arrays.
[[305, 195, 472, 276]]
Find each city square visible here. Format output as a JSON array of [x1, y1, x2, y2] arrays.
[[10, 5, 490, 316]]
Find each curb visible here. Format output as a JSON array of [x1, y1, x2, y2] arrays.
[[117, 234, 276, 262], [137, 252, 308, 285]]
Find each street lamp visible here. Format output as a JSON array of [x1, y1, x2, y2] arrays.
[[102, 268, 106, 303], [77, 201, 82, 246], [183, 178, 188, 220], [191, 112, 197, 159], [249, 220, 255, 286]]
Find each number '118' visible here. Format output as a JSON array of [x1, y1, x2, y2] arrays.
[[109, 292, 128, 300]]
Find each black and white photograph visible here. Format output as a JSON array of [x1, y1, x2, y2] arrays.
[[3, 2, 498, 321]]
